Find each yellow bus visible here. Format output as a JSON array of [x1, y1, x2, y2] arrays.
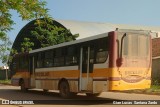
[[11, 29, 152, 98]]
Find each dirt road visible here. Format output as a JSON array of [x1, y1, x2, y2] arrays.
[[0, 84, 160, 107]]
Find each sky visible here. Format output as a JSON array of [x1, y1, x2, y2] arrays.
[[8, 0, 160, 42], [2, 0, 160, 66]]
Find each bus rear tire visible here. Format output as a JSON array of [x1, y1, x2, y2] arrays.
[[59, 81, 71, 98], [86, 93, 101, 97], [20, 80, 27, 92], [43, 89, 48, 92]]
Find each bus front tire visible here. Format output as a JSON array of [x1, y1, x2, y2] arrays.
[[59, 81, 71, 98]]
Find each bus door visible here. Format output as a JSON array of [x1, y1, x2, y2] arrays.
[[29, 56, 35, 88], [79, 46, 94, 91]]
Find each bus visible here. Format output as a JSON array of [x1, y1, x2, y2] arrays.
[[11, 29, 152, 98]]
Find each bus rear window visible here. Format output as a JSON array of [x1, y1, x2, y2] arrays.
[[118, 32, 149, 57]]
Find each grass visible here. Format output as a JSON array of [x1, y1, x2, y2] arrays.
[[0, 79, 11, 84], [149, 85, 160, 92], [148, 79, 160, 93], [123, 85, 160, 95]]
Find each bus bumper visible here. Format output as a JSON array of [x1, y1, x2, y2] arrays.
[[109, 79, 151, 91], [11, 78, 20, 86]]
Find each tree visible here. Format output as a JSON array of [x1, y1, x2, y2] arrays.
[[1, 0, 79, 68], [0, 34, 12, 80], [0, 0, 48, 32], [21, 38, 34, 52], [31, 18, 79, 48], [0, 0, 48, 66], [0, 0, 48, 46]]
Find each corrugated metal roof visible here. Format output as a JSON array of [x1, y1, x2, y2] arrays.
[[113, 23, 160, 31], [57, 19, 160, 39], [57, 20, 115, 39], [12, 19, 160, 53]]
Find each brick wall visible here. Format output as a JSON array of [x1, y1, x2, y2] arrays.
[[152, 38, 160, 84], [152, 38, 160, 57]]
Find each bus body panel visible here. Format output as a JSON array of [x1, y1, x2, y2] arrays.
[[11, 71, 30, 88], [108, 68, 151, 90]]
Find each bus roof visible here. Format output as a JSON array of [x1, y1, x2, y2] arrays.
[[29, 29, 152, 54], [29, 32, 108, 54]]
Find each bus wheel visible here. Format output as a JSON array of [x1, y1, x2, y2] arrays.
[[20, 80, 27, 92], [43, 89, 48, 92], [86, 93, 101, 97], [59, 81, 71, 98]]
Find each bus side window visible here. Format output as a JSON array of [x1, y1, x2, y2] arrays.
[[96, 51, 108, 63], [44, 50, 54, 67], [11, 56, 17, 74], [65, 46, 78, 66], [90, 47, 95, 63], [95, 38, 108, 63], [19, 55, 28, 70], [54, 48, 64, 67], [19, 56, 23, 69], [37, 53, 44, 68]]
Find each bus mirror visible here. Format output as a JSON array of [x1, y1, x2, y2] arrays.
[[117, 33, 126, 67], [116, 58, 124, 67]]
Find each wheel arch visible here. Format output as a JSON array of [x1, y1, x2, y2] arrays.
[[58, 78, 69, 90], [19, 78, 24, 86]]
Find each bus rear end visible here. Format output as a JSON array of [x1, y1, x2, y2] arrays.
[[109, 30, 151, 91]]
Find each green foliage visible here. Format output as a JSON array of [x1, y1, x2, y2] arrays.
[[0, 0, 48, 64], [0, 34, 12, 64], [0, 0, 79, 65], [152, 78, 160, 85], [31, 18, 79, 48], [151, 85, 160, 90], [0, 79, 11, 84], [21, 38, 34, 52], [0, 0, 48, 32]]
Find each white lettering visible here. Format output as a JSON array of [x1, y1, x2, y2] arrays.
[[148, 101, 157, 105], [134, 101, 147, 105], [10, 100, 22, 104], [113, 101, 121, 104], [23, 101, 34, 104], [122, 101, 132, 104]]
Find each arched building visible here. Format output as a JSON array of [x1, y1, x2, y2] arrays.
[[12, 19, 160, 52], [12, 19, 160, 83]]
